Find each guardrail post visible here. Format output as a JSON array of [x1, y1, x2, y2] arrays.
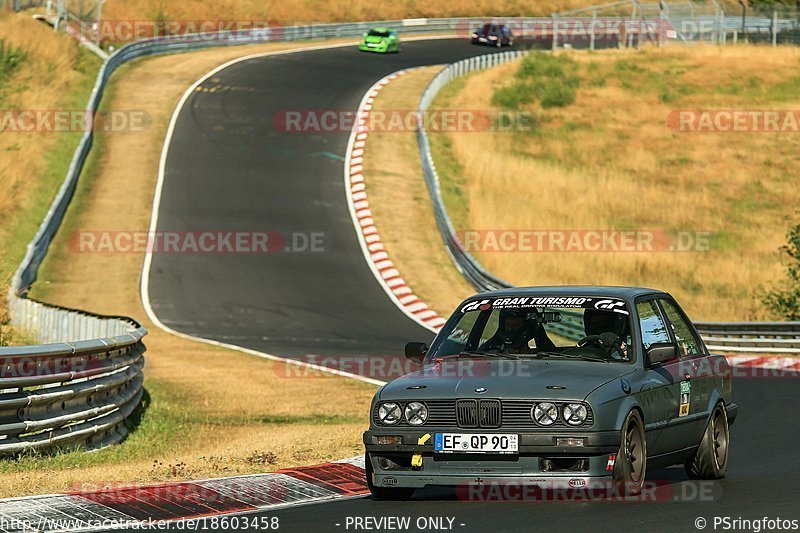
[[720, 11, 727, 45], [771, 9, 778, 46], [551, 14, 559, 50], [590, 10, 597, 51]]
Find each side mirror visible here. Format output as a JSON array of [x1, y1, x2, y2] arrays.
[[646, 343, 677, 366], [362, 32, 368, 38], [405, 342, 428, 365]]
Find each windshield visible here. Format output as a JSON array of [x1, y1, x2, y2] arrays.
[[428, 296, 633, 363], [367, 30, 391, 37]]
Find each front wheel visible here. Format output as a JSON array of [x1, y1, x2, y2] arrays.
[[685, 403, 729, 479], [614, 410, 646, 495], [365, 453, 415, 500]]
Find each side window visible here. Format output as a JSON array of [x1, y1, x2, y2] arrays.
[[659, 300, 702, 356], [636, 301, 671, 350]]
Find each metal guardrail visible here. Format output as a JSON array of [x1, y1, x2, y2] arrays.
[[416, 52, 800, 354]]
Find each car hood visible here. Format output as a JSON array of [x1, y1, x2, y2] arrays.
[[379, 358, 635, 402], [364, 35, 388, 43]]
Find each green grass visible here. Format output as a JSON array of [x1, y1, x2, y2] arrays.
[[426, 75, 471, 233], [491, 53, 580, 110], [0, 39, 27, 101]]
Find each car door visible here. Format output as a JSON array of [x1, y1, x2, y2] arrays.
[[634, 298, 680, 457], [656, 297, 711, 450]]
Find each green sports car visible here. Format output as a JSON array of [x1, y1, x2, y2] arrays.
[[359, 28, 401, 53]]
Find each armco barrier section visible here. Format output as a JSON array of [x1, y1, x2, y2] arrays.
[[415, 52, 800, 352]]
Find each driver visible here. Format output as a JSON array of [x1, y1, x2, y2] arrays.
[[579, 309, 629, 358], [479, 308, 556, 354]]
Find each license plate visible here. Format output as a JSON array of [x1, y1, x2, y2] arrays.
[[367, 43, 377, 47], [434, 433, 518, 454], [479, 37, 487, 42]]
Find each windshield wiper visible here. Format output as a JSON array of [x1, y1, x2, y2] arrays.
[[534, 351, 610, 363], [456, 350, 521, 360]]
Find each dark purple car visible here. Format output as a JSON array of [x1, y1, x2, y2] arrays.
[[471, 23, 514, 47]]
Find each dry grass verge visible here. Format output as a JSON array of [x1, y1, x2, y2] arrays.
[[101, 0, 613, 27], [362, 67, 475, 317], [1, 39, 377, 498], [428, 45, 800, 321], [0, 13, 101, 343]]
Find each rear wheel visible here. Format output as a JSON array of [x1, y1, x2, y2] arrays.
[[613, 410, 646, 495], [685, 403, 729, 479], [365, 453, 415, 500]]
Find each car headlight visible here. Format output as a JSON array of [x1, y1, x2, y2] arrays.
[[471, 32, 478, 38], [532, 402, 558, 426], [563, 403, 588, 426], [378, 402, 402, 425], [488, 35, 498, 40], [404, 402, 428, 425]]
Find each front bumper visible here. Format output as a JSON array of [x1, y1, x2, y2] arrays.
[[359, 42, 389, 53], [364, 428, 620, 489]]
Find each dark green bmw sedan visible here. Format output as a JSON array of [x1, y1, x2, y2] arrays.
[[364, 286, 737, 500]]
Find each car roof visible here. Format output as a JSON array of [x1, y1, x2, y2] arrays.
[[470, 285, 668, 300], [370, 27, 393, 32]]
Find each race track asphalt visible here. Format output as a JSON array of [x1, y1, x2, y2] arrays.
[[148, 39, 513, 375]]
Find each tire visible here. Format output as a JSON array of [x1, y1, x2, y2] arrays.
[[685, 403, 729, 480], [365, 453, 415, 500], [613, 410, 646, 495]]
